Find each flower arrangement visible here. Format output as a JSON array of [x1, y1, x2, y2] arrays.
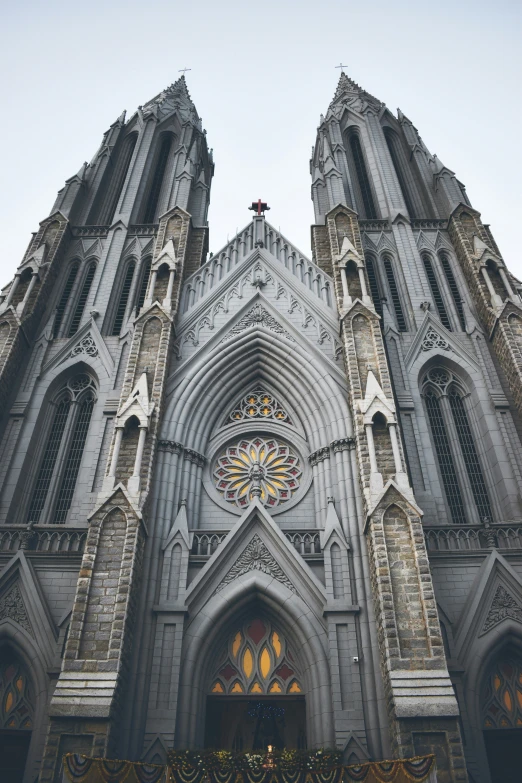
[[168, 749, 342, 774]]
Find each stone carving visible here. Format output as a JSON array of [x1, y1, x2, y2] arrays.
[[157, 440, 184, 455], [0, 584, 33, 635], [67, 333, 99, 359], [482, 585, 522, 633], [216, 534, 297, 594], [331, 437, 356, 452], [421, 327, 451, 352], [309, 446, 330, 466], [220, 304, 295, 343]]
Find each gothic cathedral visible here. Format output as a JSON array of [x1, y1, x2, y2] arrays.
[[0, 73, 521, 783]]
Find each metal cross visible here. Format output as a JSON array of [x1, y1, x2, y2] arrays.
[[178, 67, 192, 76], [336, 63, 348, 73], [248, 199, 270, 216]]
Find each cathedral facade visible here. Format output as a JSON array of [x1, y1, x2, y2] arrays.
[[0, 73, 521, 783]]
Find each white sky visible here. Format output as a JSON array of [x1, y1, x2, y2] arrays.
[[1, 0, 521, 284]]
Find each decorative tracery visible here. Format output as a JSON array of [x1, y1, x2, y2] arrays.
[[210, 619, 303, 696], [482, 654, 522, 729], [0, 653, 34, 730], [226, 388, 291, 425], [214, 437, 302, 508]]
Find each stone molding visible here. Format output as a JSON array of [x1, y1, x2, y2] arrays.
[[220, 303, 296, 343], [157, 440, 205, 466], [481, 584, 522, 634], [216, 534, 298, 594], [0, 583, 33, 636]]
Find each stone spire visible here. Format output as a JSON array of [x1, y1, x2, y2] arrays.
[[329, 71, 381, 110]]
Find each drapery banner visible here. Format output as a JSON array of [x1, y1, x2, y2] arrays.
[[62, 755, 436, 783]]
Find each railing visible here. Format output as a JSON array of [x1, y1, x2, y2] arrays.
[[359, 220, 390, 231], [129, 224, 158, 236], [0, 527, 87, 553], [181, 221, 333, 313], [411, 219, 448, 230], [424, 524, 522, 552], [71, 226, 111, 237], [191, 530, 322, 557]]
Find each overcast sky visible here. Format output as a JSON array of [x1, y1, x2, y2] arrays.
[[1, 0, 520, 284]]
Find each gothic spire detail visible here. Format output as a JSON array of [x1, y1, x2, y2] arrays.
[[329, 71, 381, 110]]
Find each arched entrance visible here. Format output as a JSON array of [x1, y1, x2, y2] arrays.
[[205, 618, 306, 750], [0, 650, 34, 783], [481, 649, 522, 783]]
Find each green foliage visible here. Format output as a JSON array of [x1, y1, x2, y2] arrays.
[[168, 749, 342, 773]]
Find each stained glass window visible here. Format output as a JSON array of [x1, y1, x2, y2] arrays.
[[210, 619, 303, 696], [482, 654, 522, 729], [226, 388, 291, 425], [0, 653, 34, 730], [214, 437, 302, 508]]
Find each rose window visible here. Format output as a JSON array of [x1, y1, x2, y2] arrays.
[[214, 437, 302, 508]]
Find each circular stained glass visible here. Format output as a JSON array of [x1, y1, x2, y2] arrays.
[[214, 437, 302, 508]]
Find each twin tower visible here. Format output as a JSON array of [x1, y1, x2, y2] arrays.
[[0, 73, 521, 783]]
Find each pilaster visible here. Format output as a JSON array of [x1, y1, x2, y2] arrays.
[[322, 203, 467, 781]]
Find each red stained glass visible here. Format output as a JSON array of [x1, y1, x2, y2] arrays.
[[220, 664, 238, 681], [275, 664, 294, 681], [247, 619, 266, 645]]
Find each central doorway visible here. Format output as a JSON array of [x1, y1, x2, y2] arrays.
[[205, 618, 306, 750], [205, 698, 306, 750]]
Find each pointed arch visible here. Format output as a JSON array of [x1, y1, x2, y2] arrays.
[[178, 571, 333, 748]]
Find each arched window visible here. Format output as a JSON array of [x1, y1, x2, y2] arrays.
[[384, 128, 416, 218], [142, 134, 173, 224], [365, 256, 383, 317], [209, 618, 303, 696], [53, 262, 79, 338], [348, 132, 377, 219], [0, 651, 35, 782], [135, 258, 151, 314], [482, 651, 522, 782], [27, 374, 96, 524], [422, 254, 451, 330], [383, 257, 406, 331], [68, 262, 96, 337], [439, 253, 466, 331], [423, 368, 492, 524], [111, 261, 136, 335], [90, 132, 138, 226]]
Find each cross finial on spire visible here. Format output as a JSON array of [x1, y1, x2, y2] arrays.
[[248, 199, 270, 216], [178, 67, 191, 76], [336, 63, 348, 73]]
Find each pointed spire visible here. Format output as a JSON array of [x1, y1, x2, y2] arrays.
[[329, 71, 381, 111], [164, 499, 191, 549]]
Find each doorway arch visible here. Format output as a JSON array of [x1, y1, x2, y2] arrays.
[[0, 648, 35, 783], [481, 647, 522, 783]]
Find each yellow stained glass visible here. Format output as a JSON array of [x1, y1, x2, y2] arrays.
[[269, 682, 282, 693], [232, 632, 242, 658], [23, 719, 32, 728], [504, 691, 513, 712], [7, 718, 15, 727], [243, 648, 253, 678], [494, 675, 501, 691], [289, 681, 301, 693], [272, 632, 281, 658], [5, 692, 13, 712], [518, 718, 522, 726], [260, 648, 271, 679], [250, 682, 263, 693], [231, 682, 243, 693], [15, 676, 23, 692], [211, 682, 224, 693], [517, 689, 522, 709]]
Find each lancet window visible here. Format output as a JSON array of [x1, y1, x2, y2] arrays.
[[365, 257, 383, 317], [135, 258, 151, 313], [53, 262, 79, 338], [383, 258, 407, 331], [89, 132, 138, 226], [422, 254, 451, 330], [27, 374, 96, 524], [0, 652, 34, 730], [439, 253, 466, 331], [348, 132, 377, 219], [210, 619, 303, 696], [226, 388, 291, 425], [384, 128, 416, 218], [482, 653, 522, 729], [68, 262, 96, 337], [142, 133, 173, 223], [214, 437, 302, 509], [111, 261, 136, 335], [423, 368, 492, 524]]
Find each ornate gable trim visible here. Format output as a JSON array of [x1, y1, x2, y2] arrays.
[[0, 583, 33, 636], [216, 534, 297, 594], [480, 585, 522, 635], [220, 303, 295, 343]]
